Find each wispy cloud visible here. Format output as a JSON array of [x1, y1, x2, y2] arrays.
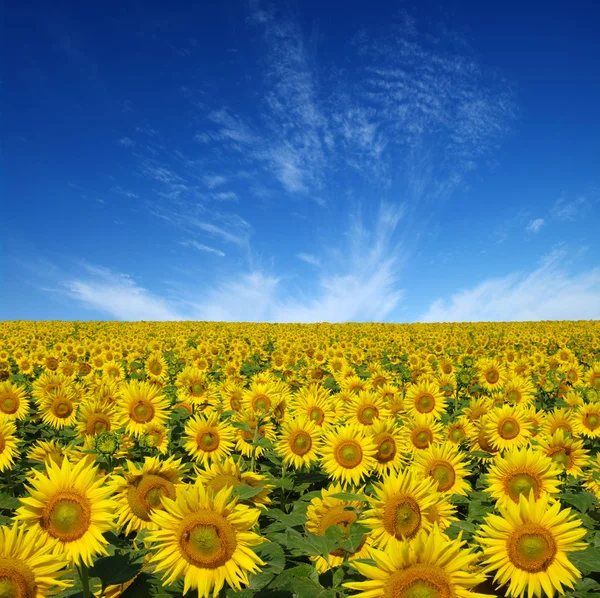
[[551, 194, 590, 221], [419, 248, 600, 322], [180, 240, 225, 257], [118, 136, 135, 148], [526, 218, 544, 233], [204, 175, 227, 188], [297, 253, 320, 267]]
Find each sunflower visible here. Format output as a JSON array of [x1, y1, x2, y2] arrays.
[[503, 374, 536, 405], [343, 391, 388, 427], [476, 357, 506, 391], [573, 402, 600, 438], [117, 380, 170, 437], [0, 381, 30, 420], [305, 483, 371, 573], [140, 423, 170, 454], [183, 413, 235, 465], [368, 417, 406, 476], [485, 404, 533, 452], [583, 453, 600, 501], [540, 408, 575, 437], [423, 494, 458, 533], [233, 409, 277, 460], [101, 360, 124, 381], [0, 418, 19, 472], [147, 484, 265, 598], [37, 386, 79, 429], [114, 455, 183, 534], [412, 442, 472, 496], [585, 362, 600, 391], [0, 522, 72, 597], [445, 416, 475, 446], [26, 439, 76, 467], [476, 492, 587, 598], [534, 431, 588, 481], [146, 351, 168, 380], [361, 470, 439, 550], [345, 527, 487, 598], [319, 424, 377, 486], [404, 380, 447, 420], [15, 458, 115, 566], [194, 457, 273, 510], [484, 447, 563, 507], [292, 383, 337, 428], [399, 415, 443, 453], [176, 366, 214, 407], [242, 380, 288, 415], [464, 397, 493, 422], [276, 415, 321, 470], [76, 400, 116, 438], [219, 381, 244, 412]]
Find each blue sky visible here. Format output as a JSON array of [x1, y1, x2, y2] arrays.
[[2, 0, 599, 322]]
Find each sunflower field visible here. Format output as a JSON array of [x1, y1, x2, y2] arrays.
[[1, 321, 600, 598]]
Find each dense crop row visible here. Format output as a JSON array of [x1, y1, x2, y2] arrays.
[[0, 320, 599, 597]]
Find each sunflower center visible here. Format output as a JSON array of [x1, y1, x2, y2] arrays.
[[40, 492, 91, 542], [132, 401, 154, 423], [207, 474, 242, 493], [198, 430, 220, 452], [0, 558, 37, 598], [358, 405, 378, 424], [384, 495, 421, 540], [499, 418, 520, 439], [416, 394, 435, 413], [485, 369, 499, 384], [309, 408, 324, 424], [51, 398, 73, 418], [385, 563, 451, 598], [444, 427, 460, 445], [412, 429, 432, 449], [428, 463, 456, 493], [86, 414, 111, 435], [0, 397, 18, 415], [506, 390, 521, 403], [335, 441, 363, 468], [127, 474, 177, 521], [0, 435, 5, 454], [508, 524, 557, 572], [253, 395, 270, 412], [150, 363, 162, 375], [190, 382, 205, 397], [506, 473, 540, 502], [179, 511, 237, 569], [584, 413, 600, 430], [375, 435, 396, 463], [290, 431, 312, 455], [549, 448, 571, 468]]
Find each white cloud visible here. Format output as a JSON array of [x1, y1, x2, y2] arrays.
[[63, 266, 180, 321], [526, 218, 544, 233], [180, 240, 225, 257], [118, 136, 135, 147], [419, 249, 600, 322], [204, 175, 227, 188], [551, 195, 589, 221], [297, 253, 321, 267]]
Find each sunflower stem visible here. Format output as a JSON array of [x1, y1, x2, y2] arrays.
[[280, 462, 287, 511], [78, 563, 91, 598]]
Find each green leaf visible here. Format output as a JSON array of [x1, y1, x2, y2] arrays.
[[570, 545, 600, 573], [89, 554, 144, 590], [120, 573, 157, 597], [254, 542, 286, 574], [329, 492, 367, 502], [470, 451, 493, 459], [231, 484, 266, 501], [449, 520, 476, 534], [561, 492, 597, 514], [231, 421, 253, 433], [340, 522, 367, 553]]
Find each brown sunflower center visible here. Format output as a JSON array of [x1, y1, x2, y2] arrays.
[[375, 434, 397, 463], [178, 510, 237, 569], [549, 447, 572, 469], [131, 400, 155, 423], [290, 431, 312, 456], [415, 394, 435, 414], [86, 414, 111, 435], [499, 418, 520, 440], [190, 382, 205, 397], [507, 524, 557, 572], [506, 472, 541, 503], [0, 434, 5, 454], [384, 495, 421, 540], [358, 405, 378, 425], [428, 462, 456, 493], [150, 362, 162, 375], [384, 563, 452, 598], [127, 474, 176, 521], [0, 558, 38, 598], [309, 407, 325, 425], [584, 413, 600, 430], [252, 395, 271, 412], [506, 390, 521, 403], [40, 491, 91, 542], [0, 396, 18, 415], [485, 369, 499, 384], [197, 430, 220, 452], [412, 428, 433, 449], [335, 441, 363, 468], [51, 398, 73, 419], [449, 427, 465, 443]]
